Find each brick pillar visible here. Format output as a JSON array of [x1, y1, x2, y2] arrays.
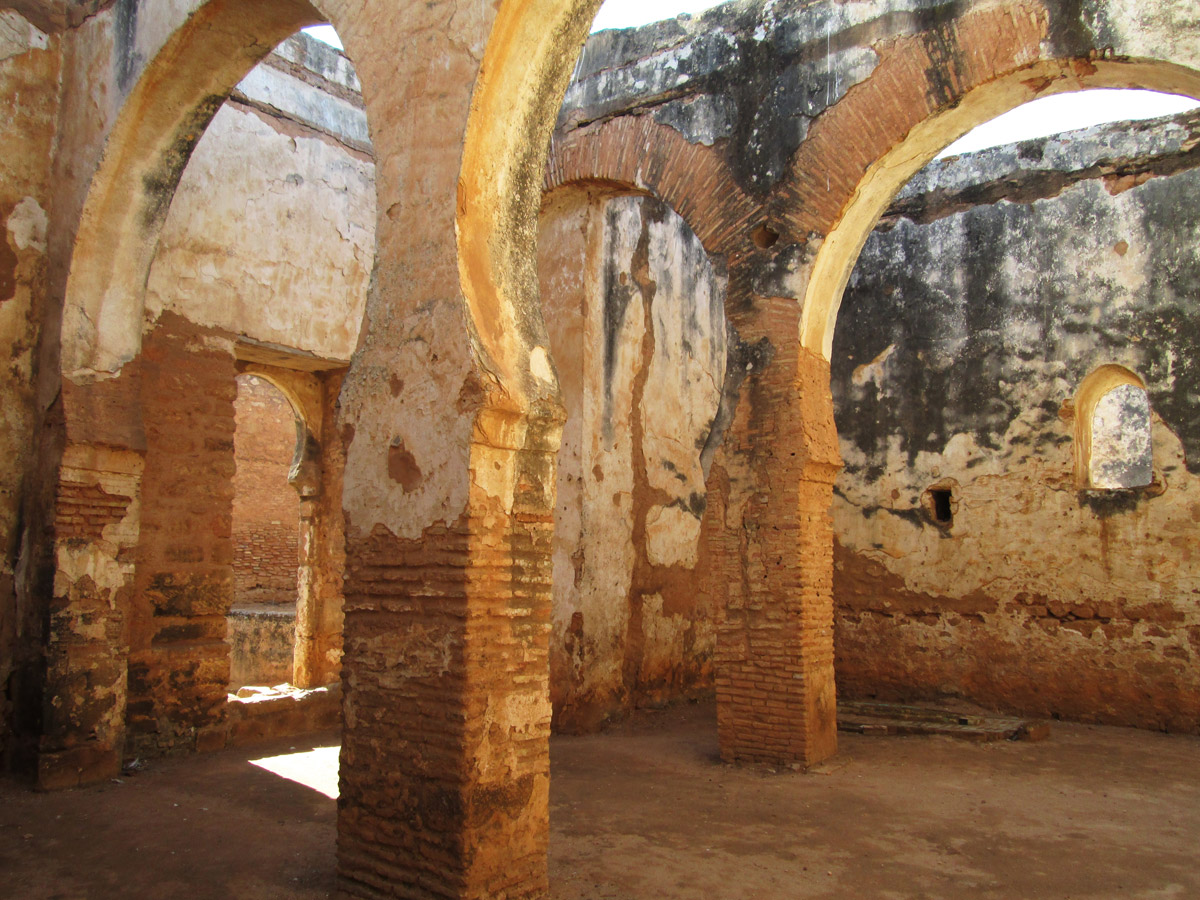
[[38, 441, 144, 788], [34, 363, 147, 788], [714, 295, 841, 769], [337, 411, 557, 900], [125, 314, 236, 757]]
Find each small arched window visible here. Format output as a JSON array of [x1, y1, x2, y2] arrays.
[[1074, 365, 1153, 490]]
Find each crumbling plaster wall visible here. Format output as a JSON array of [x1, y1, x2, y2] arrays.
[[145, 34, 373, 362], [832, 111, 1200, 733], [0, 11, 58, 769], [539, 189, 726, 730]]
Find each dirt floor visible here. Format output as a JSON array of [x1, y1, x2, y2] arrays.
[[2, 700, 1198, 899]]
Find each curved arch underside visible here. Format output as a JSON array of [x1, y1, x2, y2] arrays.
[[801, 57, 1200, 361]]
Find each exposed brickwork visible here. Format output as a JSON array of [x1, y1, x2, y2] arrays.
[[537, 0, 1086, 774], [21, 4, 1200, 900], [547, 115, 760, 259], [232, 374, 300, 607], [835, 540, 1200, 734], [709, 297, 841, 767], [54, 481, 133, 542], [38, 441, 144, 789], [777, 2, 1050, 240], [338, 438, 555, 900], [126, 314, 237, 758]]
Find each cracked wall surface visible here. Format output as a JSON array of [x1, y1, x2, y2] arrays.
[[539, 190, 725, 730]]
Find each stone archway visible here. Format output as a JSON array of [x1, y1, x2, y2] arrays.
[[41, 0, 338, 787], [230, 365, 346, 692]]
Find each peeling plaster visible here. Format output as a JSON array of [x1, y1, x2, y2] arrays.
[[6, 196, 47, 252]]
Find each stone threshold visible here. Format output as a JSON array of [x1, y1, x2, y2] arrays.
[[838, 700, 1050, 742]]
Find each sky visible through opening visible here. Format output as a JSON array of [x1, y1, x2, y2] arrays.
[[303, 1, 1200, 157]]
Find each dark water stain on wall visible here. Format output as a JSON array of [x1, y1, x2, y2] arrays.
[[833, 131, 1200, 476]]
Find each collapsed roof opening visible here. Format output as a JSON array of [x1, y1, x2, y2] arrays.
[[939, 89, 1200, 158]]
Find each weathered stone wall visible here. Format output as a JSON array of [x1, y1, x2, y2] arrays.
[[831, 111, 1200, 734], [539, 189, 725, 730], [231, 374, 300, 608]]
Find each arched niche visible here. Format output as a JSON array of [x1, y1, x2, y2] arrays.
[[1075, 365, 1153, 490]]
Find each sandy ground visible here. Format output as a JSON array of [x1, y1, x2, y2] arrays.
[[2, 700, 1198, 899]]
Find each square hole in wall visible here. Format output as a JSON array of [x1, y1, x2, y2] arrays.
[[923, 484, 956, 528]]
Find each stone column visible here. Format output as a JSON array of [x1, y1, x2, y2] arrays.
[[291, 383, 346, 690], [328, 0, 586, 891], [299, 371, 347, 688], [292, 494, 322, 688]]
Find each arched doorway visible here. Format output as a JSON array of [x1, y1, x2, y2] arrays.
[[228, 373, 304, 690]]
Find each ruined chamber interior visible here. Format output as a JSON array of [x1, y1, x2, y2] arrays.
[[2, 1, 1200, 898]]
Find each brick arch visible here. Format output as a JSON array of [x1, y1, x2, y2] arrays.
[[787, 0, 1200, 359], [545, 116, 761, 260]]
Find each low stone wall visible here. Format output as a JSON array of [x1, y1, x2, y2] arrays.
[[228, 607, 295, 689], [225, 684, 342, 747]]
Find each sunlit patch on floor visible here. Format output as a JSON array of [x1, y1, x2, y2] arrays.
[[249, 745, 341, 799]]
